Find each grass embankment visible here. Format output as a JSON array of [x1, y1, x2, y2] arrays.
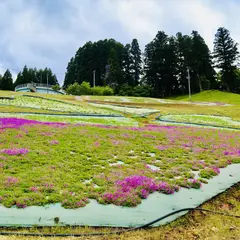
[[171, 90, 240, 105], [0, 183, 239, 240]]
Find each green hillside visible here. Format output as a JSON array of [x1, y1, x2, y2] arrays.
[[171, 90, 240, 105]]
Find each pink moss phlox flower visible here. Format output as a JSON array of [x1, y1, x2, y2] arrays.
[[5, 176, 19, 186], [188, 179, 202, 188], [16, 134, 23, 138], [0, 118, 66, 129], [116, 175, 157, 191], [103, 175, 179, 206], [111, 140, 123, 145], [1, 148, 29, 155], [141, 189, 150, 199], [156, 145, 168, 150], [182, 143, 192, 148], [76, 201, 85, 207], [41, 132, 53, 136], [50, 140, 59, 145], [44, 183, 54, 188], [29, 186, 38, 192], [157, 181, 177, 194], [94, 141, 100, 147], [16, 202, 27, 208], [0, 156, 7, 160], [143, 134, 156, 139], [223, 150, 240, 156], [144, 164, 150, 170], [211, 166, 220, 174]]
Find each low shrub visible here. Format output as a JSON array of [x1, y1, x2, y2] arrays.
[[67, 82, 114, 96]]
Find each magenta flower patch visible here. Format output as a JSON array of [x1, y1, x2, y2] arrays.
[[5, 176, 19, 186], [211, 166, 220, 174], [50, 140, 59, 145], [29, 186, 39, 192], [1, 148, 29, 155], [101, 175, 179, 206], [0, 116, 239, 209]]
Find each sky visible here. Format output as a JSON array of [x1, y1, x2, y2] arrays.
[[0, 0, 240, 85]]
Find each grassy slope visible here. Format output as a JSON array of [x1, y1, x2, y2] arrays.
[[86, 93, 240, 121], [171, 90, 240, 105], [0, 183, 239, 240], [0, 91, 85, 106], [0, 90, 239, 239], [1, 90, 240, 121], [0, 91, 120, 115]]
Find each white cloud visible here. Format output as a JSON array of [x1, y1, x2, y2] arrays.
[[166, 0, 226, 51], [0, 0, 239, 85], [102, 0, 162, 42], [0, 64, 17, 81]]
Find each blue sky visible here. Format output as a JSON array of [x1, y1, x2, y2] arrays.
[[0, 0, 239, 85]]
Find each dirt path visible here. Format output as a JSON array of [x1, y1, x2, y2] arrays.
[[75, 96, 84, 102]]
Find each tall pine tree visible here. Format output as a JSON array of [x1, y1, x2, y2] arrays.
[[14, 66, 59, 87], [213, 27, 239, 92], [130, 39, 142, 86], [0, 69, 14, 90], [64, 39, 125, 88], [63, 57, 76, 89], [122, 44, 133, 85], [191, 31, 215, 92], [176, 32, 193, 95], [105, 48, 124, 90], [144, 31, 169, 97]]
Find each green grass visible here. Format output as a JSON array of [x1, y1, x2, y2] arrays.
[[159, 114, 240, 129], [0, 122, 239, 209], [85, 95, 171, 104], [0, 113, 138, 126], [171, 90, 240, 105], [0, 95, 119, 115], [0, 90, 240, 239]]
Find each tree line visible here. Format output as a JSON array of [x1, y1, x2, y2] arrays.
[[63, 38, 142, 89], [0, 27, 239, 96], [64, 27, 240, 97], [0, 66, 59, 91]]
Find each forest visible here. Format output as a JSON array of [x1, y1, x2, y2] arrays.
[[1, 27, 239, 97]]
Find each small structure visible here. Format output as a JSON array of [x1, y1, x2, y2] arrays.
[[15, 83, 64, 95]]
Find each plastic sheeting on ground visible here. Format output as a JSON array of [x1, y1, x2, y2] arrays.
[[0, 164, 239, 227]]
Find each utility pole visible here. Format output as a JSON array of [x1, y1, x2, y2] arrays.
[[93, 70, 96, 88], [47, 72, 49, 94], [187, 67, 191, 101]]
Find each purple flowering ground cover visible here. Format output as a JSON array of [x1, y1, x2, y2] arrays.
[[0, 118, 239, 209]]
